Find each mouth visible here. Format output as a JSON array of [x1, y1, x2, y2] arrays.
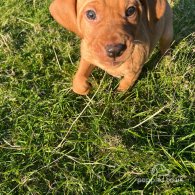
[[86, 41, 135, 68], [101, 54, 130, 67], [100, 59, 124, 67], [105, 53, 132, 67], [112, 60, 124, 66]]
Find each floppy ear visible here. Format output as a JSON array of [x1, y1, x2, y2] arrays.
[[141, 0, 167, 22], [49, 0, 82, 37]]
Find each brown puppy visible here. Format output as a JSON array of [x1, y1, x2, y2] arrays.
[[50, 0, 173, 95]]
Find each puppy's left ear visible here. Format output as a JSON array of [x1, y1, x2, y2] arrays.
[[49, 0, 82, 37], [141, 0, 167, 22]]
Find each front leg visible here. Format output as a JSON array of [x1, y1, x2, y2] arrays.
[[72, 58, 95, 95], [117, 68, 142, 92], [117, 44, 148, 92]]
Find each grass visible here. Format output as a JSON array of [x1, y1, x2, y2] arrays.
[[0, 0, 194, 194]]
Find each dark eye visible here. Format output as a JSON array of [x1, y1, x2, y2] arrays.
[[125, 6, 136, 17], [86, 10, 96, 20]]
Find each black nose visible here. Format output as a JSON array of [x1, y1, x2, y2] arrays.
[[105, 44, 127, 59]]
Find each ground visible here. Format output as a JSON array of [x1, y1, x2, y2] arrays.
[[0, 0, 194, 194]]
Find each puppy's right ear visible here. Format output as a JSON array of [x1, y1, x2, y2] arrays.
[[49, 0, 82, 37]]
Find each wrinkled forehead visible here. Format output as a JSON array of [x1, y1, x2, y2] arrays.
[[77, 0, 139, 10]]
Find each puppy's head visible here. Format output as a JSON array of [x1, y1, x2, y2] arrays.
[[50, 0, 166, 67]]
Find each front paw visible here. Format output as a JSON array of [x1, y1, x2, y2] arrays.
[[72, 78, 92, 95], [117, 85, 129, 92], [117, 80, 131, 92]]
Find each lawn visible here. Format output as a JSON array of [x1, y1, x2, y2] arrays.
[[0, 0, 194, 194]]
